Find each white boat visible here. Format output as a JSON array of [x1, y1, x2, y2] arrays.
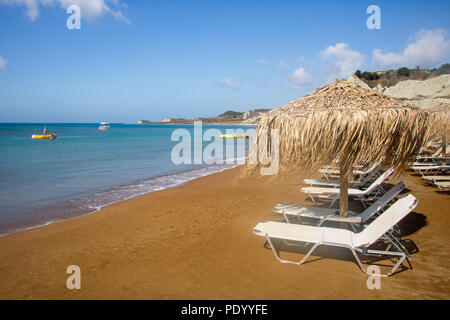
[[99, 122, 110, 130]]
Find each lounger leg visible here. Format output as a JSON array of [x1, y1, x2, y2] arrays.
[[349, 223, 358, 233], [389, 255, 406, 276], [354, 250, 404, 277], [386, 232, 412, 259], [308, 192, 318, 206], [299, 242, 321, 264], [328, 195, 338, 208], [349, 249, 372, 276], [362, 248, 408, 276], [358, 197, 368, 208], [317, 219, 327, 227], [264, 235, 320, 265]]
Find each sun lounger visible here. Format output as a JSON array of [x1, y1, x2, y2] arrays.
[[321, 162, 365, 170], [275, 182, 405, 230], [253, 194, 418, 276], [300, 167, 394, 207], [318, 161, 381, 180], [416, 147, 443, 160], [413, 157, 449, 166], [435, 181, 450, 190], [304, 164, 381, 188], [422, 176, 450, 182], [425, 142, 450, 150], [411, 161, 440, 167], [421, 175, 450, 189], [411, 165, 450, 176]]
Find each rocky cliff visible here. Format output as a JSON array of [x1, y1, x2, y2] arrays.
[[348, 73, 450, 110]]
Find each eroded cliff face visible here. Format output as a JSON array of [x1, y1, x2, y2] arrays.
[[349, 74, 450, 110]]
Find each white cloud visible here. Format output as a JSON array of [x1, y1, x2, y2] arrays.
[[0, 0, 40, 20], [0, 0, 130, 23], [0, 56, 7, 69], [291, 67, 311, 84], [217, 78, 240, 89], [290, 67, 312, 90], [277, 62, 286, 71], [373, 29, 450, 69], [319, 42, 365, 80], [251, 59, 267, 65]]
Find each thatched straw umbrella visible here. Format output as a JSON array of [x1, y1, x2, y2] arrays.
[[242, 80, 428, 217], [425, 104, 449, 155]]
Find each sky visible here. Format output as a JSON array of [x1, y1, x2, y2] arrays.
[[0, 0, 449, 123]]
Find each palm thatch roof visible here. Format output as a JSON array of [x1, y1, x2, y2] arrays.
[[242, 80, 428, 178], [425, 104, 450, 142]]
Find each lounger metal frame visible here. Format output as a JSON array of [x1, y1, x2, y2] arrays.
[[263, 232, 411, 277], [255, 197, 418, 276]]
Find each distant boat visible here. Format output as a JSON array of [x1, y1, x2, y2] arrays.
[[32, 134, 57, 140], [32, 125, 57, 139], [99, 122, 110, 130], [220, 134, 249, 139]]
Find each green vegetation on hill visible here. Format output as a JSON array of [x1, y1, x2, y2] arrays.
[[138, 109, 272, 125], [218, 110, 244, 117], [355, 63, 450, 88], [432, 63, 450, 76]]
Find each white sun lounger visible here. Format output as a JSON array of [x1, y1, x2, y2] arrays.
[[411, 161, 440, 167], [304, 164, 381, 188], [300, 167, 394, 208], [321, 162, 365, 170], [416, 147, 443, 160], [253, 194, 418, 276], [435, 181, 450, 190], [422, 176, 450, 182], [318, 161, 381, 180], [421, 175, 450, 189], [275, 182, 405, 230], [411, 165, 450, 176]]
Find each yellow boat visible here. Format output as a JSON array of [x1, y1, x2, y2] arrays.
[[32, 134, 57, 140], [220, 134, 249, 139]]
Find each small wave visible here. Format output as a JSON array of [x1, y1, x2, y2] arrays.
[[0, 160, 243, 237]]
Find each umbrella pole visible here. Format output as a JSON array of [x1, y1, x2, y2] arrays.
[[443, 132, 447, 156], [339, 163, 349, 217]]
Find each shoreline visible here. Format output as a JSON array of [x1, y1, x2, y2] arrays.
[[130, 122, 258, 126], [0, 163, 242, 239], [0, 166, 449, 299]]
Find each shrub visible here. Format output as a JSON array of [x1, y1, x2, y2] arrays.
[[361, 71, 379, 81], [397, 67, 410, 77]]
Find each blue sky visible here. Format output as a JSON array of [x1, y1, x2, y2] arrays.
[[0, 0, 449, 123]]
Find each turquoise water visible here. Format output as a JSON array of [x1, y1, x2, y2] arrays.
[[0, 123, 254, 236]]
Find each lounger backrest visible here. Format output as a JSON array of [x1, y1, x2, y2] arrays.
[[363, 167, 394, 193], [357, 164, 381, 187], [357, 160, 380, 174], [352, 194, 418, 248], [433, 147, 443, 157], [359, 182, 405, 222]]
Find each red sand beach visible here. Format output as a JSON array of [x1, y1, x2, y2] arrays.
[[0, 166, 449, 299]]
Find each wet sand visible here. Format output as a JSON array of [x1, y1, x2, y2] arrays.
[[0, 166, 449, 299]]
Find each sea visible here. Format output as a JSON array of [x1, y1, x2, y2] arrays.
[[0, 123, 255, 236]]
